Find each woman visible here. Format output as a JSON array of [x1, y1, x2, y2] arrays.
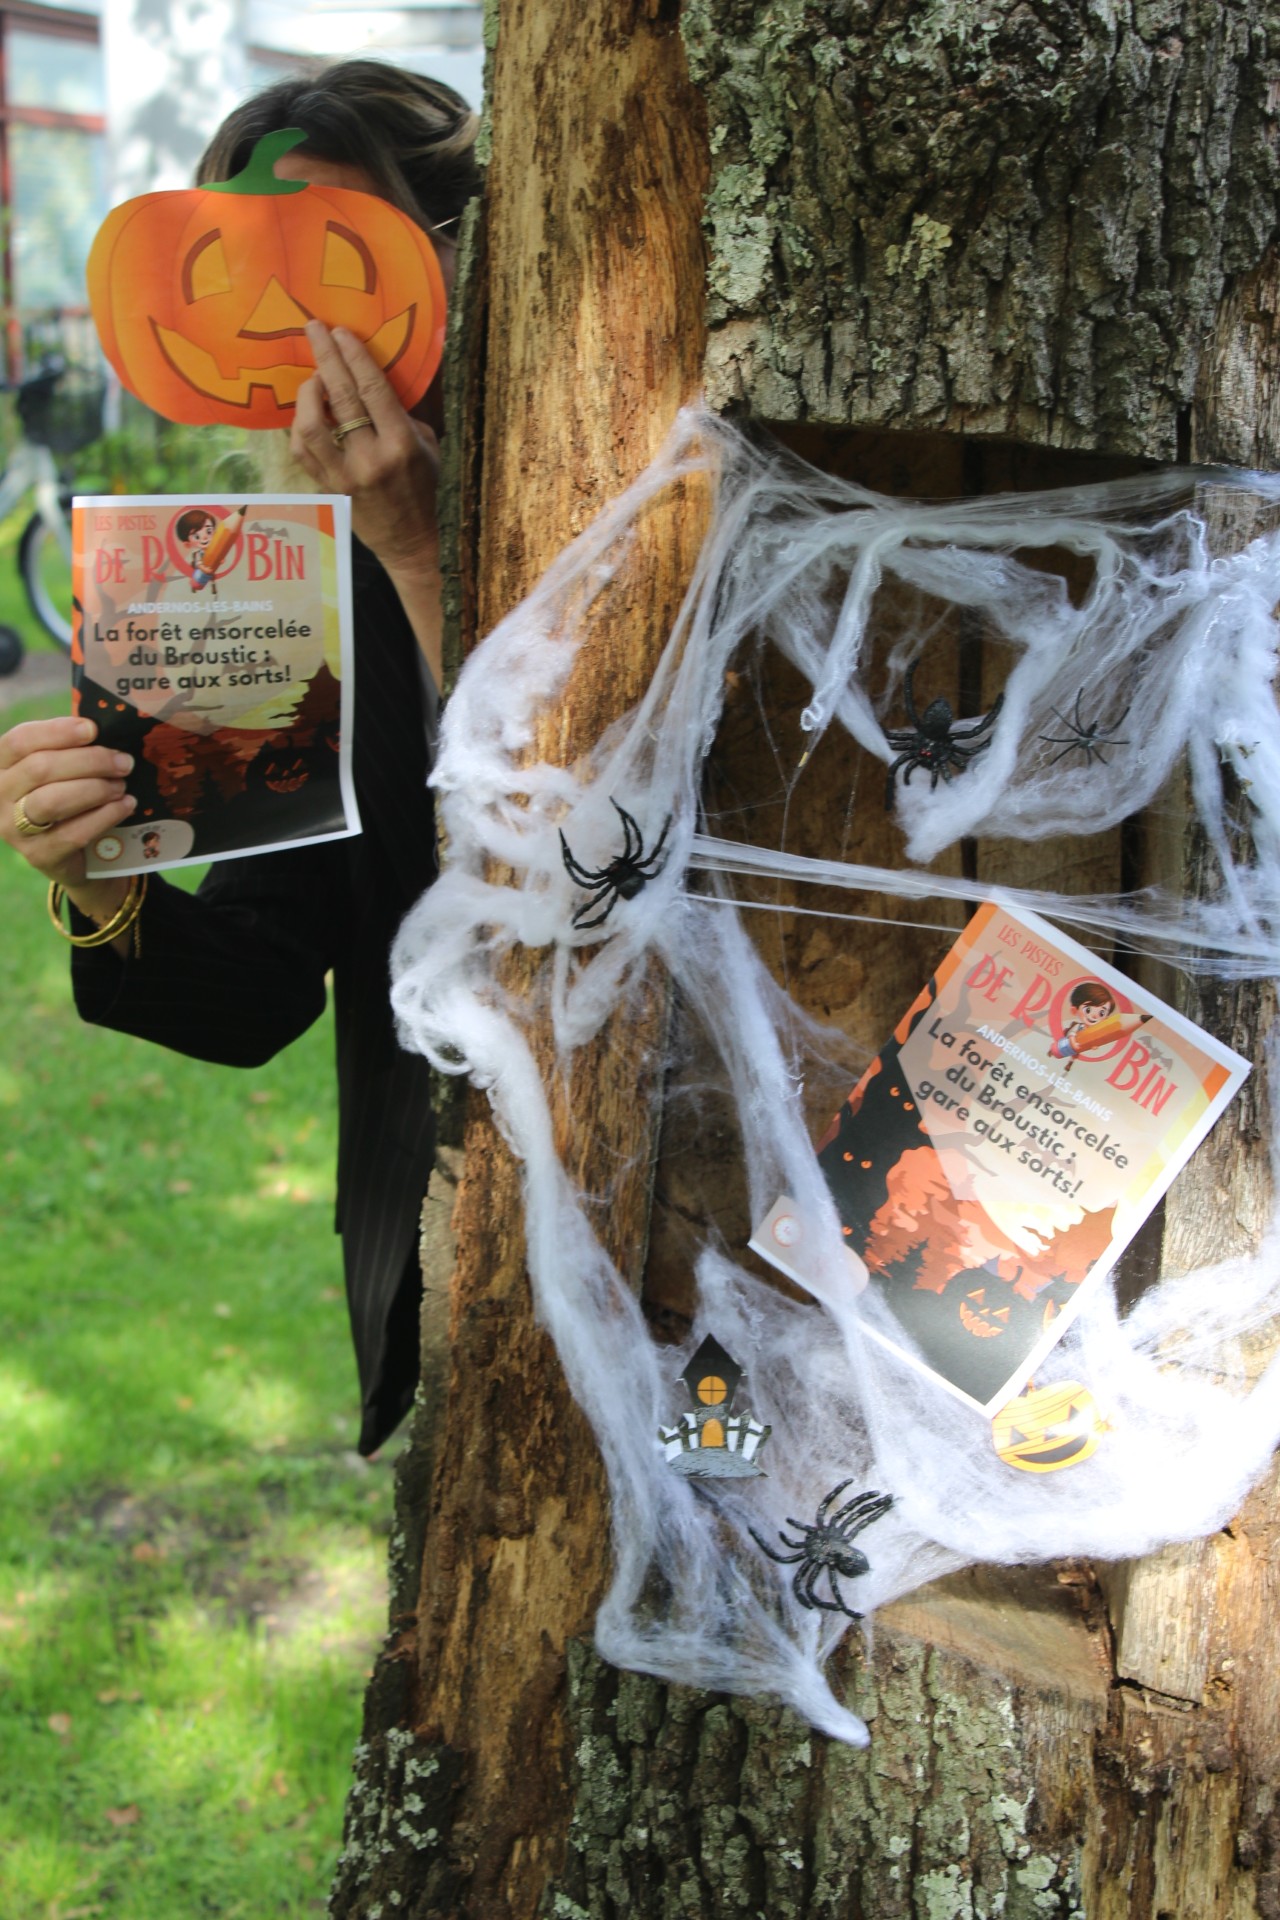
[[0, 61, 480, 1455]]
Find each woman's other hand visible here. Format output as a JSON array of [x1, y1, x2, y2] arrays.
[[0, 715, 135, 916], [291, 321, 445, 685], [292, 322, 440, 569]]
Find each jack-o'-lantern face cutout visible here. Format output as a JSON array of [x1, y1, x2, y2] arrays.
[[88, 129, 447, 429], [262, 753, 310, 793], [957, 1286, 1010, 1339], [991, 1380, 1103, 1474]]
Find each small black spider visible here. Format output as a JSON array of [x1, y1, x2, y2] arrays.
[[883, 662, 1004, 809], [559, 798, 672, 930], [749, 1480, 893, 1620], [1038, 687, 1131, 767]]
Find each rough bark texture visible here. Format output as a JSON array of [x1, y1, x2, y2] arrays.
[[689, 0, 1280, 458], [332, 2, 1280, 1916], [330, 3, 710, 1916]]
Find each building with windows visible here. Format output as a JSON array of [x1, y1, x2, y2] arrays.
[[0, 0, 483, 375]]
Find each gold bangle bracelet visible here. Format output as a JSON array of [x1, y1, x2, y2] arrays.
[[48, 874, 149, 951]]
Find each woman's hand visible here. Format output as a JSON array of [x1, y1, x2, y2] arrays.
[[292, 321, 441, 574], [0, 714, 135, 916], [291, 321, 445, 685]]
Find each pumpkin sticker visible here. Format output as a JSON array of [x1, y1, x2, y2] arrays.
[[87, 128, 447, 429], [990, 1379, 1105, 1474]]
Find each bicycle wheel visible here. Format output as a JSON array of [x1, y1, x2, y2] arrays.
[[20, 504, 73, 652], [0, 623, 23, 676]]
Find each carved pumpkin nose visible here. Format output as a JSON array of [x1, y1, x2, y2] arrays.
[[240, 275, 312, 340]]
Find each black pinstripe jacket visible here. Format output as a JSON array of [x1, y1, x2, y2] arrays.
[[71, 544, 438, 1455]]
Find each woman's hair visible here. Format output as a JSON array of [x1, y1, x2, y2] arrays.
[[196, 59, 481, 237]]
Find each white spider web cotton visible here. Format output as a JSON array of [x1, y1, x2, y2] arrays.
[[391, 410, 1280, 1745]]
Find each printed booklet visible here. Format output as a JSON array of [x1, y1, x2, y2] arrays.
[[751, 899, 1250, 1412], [72, 494, 358, 877]]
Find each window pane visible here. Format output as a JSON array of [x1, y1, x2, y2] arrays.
[[10, 124, 107, 315], [8, 29, 105, 115]]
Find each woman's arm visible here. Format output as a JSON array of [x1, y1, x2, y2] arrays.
[[70, 840, 343, 1069]]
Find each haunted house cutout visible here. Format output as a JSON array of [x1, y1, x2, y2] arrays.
[[659, 1334, 771, 1479]]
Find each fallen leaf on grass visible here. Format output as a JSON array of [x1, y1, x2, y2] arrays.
[[296, 1851, 316, 1872], [271, 1770, 289, 1798], [167, 1179, 193, 1195], [47, 1712, 72, 1737], [175, 1395, 194, 1412], [129, 1541, 162, 1563], [96, 1690, 143, 1706], [104, 1805, 140, 1828]]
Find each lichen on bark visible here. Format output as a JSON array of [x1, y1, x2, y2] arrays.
[[327, 1646, 466, 1919], [684, 0, 1280, 456], [542, 1632, 1093, 1920]]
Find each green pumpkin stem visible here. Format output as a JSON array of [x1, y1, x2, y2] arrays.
[[206, 128, 309, 196]]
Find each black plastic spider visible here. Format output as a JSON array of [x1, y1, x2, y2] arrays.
[[1038, 687, 1131, 767], [559, 798, 672, 930], [883, 662, 1004, 809], [749, 1481, 893, 1620]]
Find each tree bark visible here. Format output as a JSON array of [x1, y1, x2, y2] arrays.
[[332, 5, 1280, 1917], [329, 4, 710, 1916]]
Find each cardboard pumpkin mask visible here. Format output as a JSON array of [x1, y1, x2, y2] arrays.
[[990, 1379, 1104, 1474], [87, 128, 447, 429]]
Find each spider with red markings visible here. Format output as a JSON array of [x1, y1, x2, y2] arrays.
[[884, 661, 1004, 809], [559, 798, 672, 930], [749, 1481, 893, 1620]]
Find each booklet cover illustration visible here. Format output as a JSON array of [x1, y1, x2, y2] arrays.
[[72, 493, 358, 877], [751, 900, 1250, 1412]]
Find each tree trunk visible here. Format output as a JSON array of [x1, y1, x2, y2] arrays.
[[331, 5, 1280, 1917]]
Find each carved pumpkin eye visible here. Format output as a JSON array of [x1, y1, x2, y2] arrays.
[[183, 231, 231, 303], [321, 222, 376, 294]]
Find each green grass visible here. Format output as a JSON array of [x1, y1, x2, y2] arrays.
[[0, 695, 399, 1918]]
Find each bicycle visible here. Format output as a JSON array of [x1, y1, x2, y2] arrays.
[[0, 355, 103, 676]]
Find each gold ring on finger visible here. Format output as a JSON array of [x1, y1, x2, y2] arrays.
[[14, 795, 52, 837], [331, 415, 374, 447]]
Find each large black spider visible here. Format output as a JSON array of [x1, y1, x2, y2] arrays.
[[1038, 687, 1131, 767], [883, 662, 1004, 809], [559, 798, 672, 930], [749, 1480, 893, 1620]]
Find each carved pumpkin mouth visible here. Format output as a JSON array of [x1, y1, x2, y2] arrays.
[[150, 304, 416, 411], [999, 1428, 1091, 1467]]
